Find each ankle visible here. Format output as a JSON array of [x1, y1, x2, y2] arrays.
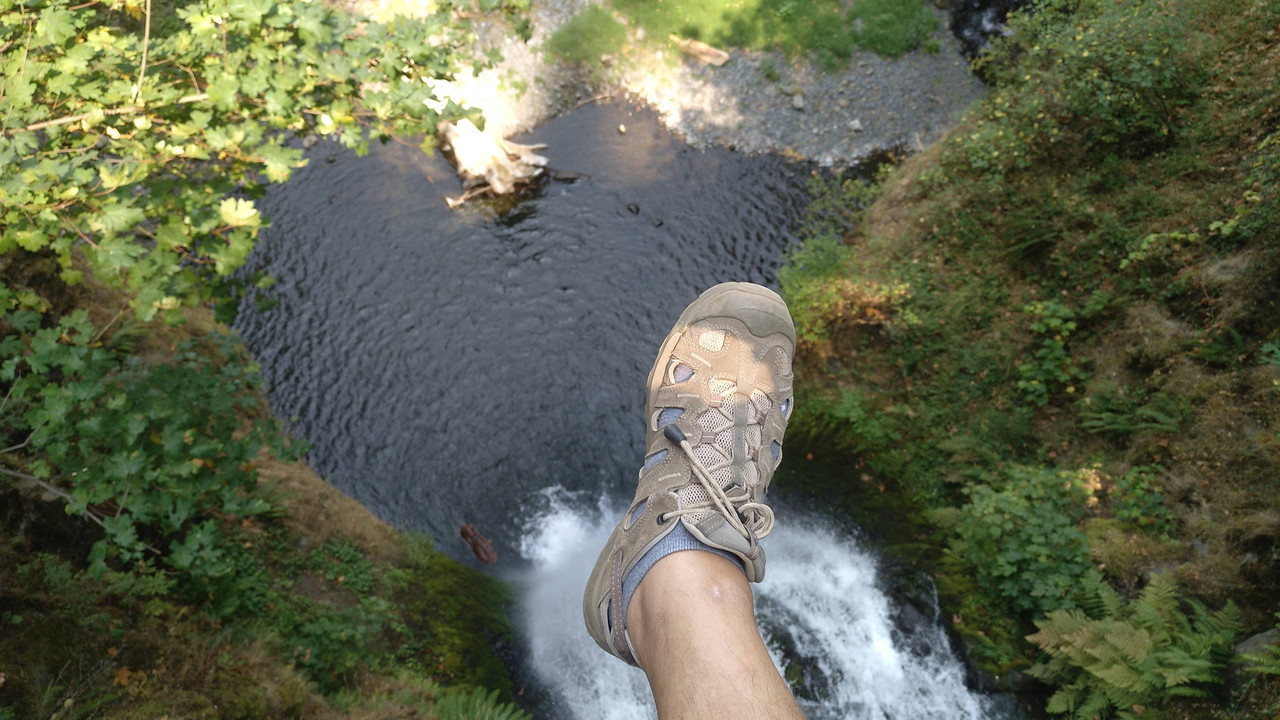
[[627, 550, 755, 660]]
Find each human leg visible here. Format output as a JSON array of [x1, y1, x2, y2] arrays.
[[627, 551, 806, 720], [582, 282, 803, 718]]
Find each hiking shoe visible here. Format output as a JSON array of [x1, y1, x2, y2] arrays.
[[582, 282, 796, 666]]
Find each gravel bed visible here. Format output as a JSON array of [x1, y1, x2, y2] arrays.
[[358, 0, 988, 166]]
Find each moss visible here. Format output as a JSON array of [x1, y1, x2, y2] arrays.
[[398, 541, 520, 703], [105, 691, 219, 720], [1084, 518, 1185, 588]]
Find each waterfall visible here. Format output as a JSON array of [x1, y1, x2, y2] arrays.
[[517, 488, 997, 720]]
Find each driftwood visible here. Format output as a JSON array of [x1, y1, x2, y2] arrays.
[[670, 36, 730, 67], [439, 119, 548, 207], [459, 523, 498, 564]]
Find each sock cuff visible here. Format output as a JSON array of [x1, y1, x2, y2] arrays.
[[619, 521, 745, 629]]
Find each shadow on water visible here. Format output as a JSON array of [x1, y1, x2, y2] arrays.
[[235, 102, 1015, 719]]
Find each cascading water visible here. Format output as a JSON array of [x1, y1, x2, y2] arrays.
[[517, 489, 995, 720], [235, 102, 1013, 720]]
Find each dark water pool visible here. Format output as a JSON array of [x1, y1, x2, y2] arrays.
[[235, 102, 815, 562]]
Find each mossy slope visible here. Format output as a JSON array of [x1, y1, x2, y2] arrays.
[[779, 0, 1280, 715]]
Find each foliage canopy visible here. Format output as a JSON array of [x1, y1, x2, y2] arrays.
[[1, 0, 525, 320]]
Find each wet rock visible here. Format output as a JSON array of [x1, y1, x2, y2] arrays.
[[1237, 629, 1280, 657], [949, 0, 1035, 59]]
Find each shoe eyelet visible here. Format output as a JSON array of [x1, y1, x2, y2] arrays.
[[656, 513, 668, 525]]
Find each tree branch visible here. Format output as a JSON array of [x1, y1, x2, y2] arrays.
[[12, 93, 209, 134], [0, 467, 161, 555], [131, 0, 152, 104], [0, 431, 34, 455]]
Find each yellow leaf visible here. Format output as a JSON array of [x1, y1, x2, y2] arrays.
[[219, 197, 260, 228], [114, 667, 133, 687]]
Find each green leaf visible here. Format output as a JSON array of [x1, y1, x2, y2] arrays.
[[205, 74, 241, 110], [90, 200, 145, 235], [36, 8, 76, 45]]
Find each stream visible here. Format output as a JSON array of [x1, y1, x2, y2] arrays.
[[235, 102, 1009, 719]]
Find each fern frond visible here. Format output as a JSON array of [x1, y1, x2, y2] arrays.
[[1136, 573, 1179, 623], [434, 687, 531, 720]]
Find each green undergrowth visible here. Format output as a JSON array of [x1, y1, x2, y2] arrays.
[[0, 257, 526, 720], [780, 0, 1280, 716], [544, 5, 626, 65], [547, 0, 937, 70]]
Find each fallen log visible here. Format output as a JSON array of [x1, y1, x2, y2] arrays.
[[459, 523, 498, 564], [670, 36, 730, 67]]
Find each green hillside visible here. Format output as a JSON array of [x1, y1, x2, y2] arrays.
[[779, 0, 1280, 716]]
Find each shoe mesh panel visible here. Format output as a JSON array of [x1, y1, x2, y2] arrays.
[[698, 330, 726, 351], [693, 444, 721, 468], [751, 388, 771, 414]]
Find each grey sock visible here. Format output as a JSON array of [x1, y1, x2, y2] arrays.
[[618, 511, 744, 630]]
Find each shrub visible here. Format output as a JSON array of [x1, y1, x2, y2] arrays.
[[0, 279, 297, 608], [1016, 300, 1088, 406], [953, 465, 1096, 616], [1029, 572, 1240, 719], [1111, 465, 1175, 535], [946, 0, 1202, 181]]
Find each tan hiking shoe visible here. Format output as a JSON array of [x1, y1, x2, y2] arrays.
[[582, 282, 796, 666]]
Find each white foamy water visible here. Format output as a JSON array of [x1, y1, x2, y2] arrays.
[[517, 488, 997, 720]]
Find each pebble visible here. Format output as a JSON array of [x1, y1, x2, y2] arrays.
[[791, 94, 806, 111], [836, 99, 849, 109], [849, 119, 864, 132]]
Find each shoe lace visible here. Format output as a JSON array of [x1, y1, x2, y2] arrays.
[[658, 424, 775, 551]]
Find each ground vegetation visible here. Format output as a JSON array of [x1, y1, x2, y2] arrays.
[[0, 0, 531, 716], [546, 0, 938, 69], [779, 0, 1280, 716]]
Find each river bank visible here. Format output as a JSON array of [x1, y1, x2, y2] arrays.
[[345, 0, 986, 166]]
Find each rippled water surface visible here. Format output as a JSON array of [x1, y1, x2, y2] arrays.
[[236, 102, 1003, 720], [237, 103, 813, 554]]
